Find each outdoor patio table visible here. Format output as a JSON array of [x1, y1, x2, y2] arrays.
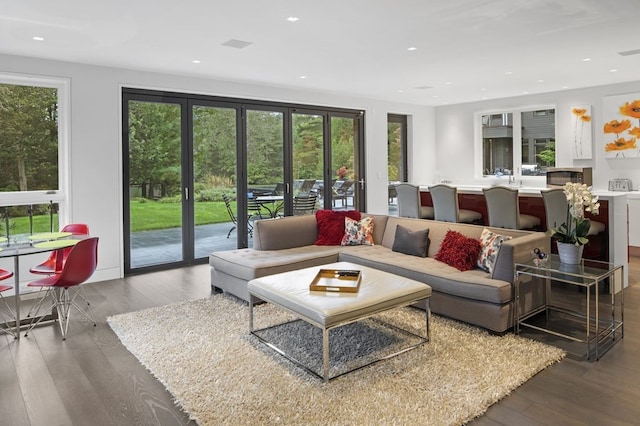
[[255, 195, 284, 218]]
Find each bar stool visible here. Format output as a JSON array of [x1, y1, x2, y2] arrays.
[[483, 186, 540, 230], [541, 188, 606, 257], [395, 183, 434, 219], [429, 184, 482, 223]]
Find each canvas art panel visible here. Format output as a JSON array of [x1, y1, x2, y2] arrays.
[[603, 93, 640, 158], [571, 106, 592, 159]]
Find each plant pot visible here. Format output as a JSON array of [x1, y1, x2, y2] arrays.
[[556, 241, 584, 265]]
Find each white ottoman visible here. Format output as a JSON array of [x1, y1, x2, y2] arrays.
[[248, 261, 431, 381]]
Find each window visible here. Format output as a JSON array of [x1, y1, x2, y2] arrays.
[[0, 74, 68, 232], [477, 107, 555, 179], [387, 114, 407, 182]]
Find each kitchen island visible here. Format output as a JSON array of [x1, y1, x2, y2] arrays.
[[419, 185, 628, 289]]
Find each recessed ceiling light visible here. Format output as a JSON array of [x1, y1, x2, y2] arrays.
[[407, 47, 417, 51], [32, 36, 44, 41], [192, 60, 201, 64], [609, 69, 618, 72], [445, 81, 453, 85], [537, 79, 544, 83], [522, 91, 529, 94], [480, 88, 487, 91], [287, 16, 299, 22], [505, 71, 513, 75], [582, 58, 591, 62], [562, 85, 569, 89], [432, 95, 439, 98], [299, 75, 307, 79], [397, 89, 405, 93]]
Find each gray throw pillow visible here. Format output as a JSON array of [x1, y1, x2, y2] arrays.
[[392, 224, 429, 257]]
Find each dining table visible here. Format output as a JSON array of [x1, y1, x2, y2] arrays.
[[255, 195, 284, 218], [0, 232, 81, 338]]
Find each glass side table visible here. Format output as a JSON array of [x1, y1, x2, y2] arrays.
[[514, 255, 624, 360]]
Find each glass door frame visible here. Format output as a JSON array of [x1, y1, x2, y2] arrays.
[[123, 88, 365, 275], [122, 91, 191, 274]]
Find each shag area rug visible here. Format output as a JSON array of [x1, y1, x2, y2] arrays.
[[108, 295, 565, 426]]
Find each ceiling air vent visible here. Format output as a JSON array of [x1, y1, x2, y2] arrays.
[[618, 48, 640, 56], [221, 39, 253, 49]]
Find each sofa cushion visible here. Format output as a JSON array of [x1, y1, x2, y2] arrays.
[[210, 246, 342, 281], [339, 246, 511, 305], [435, 230, 481, 271], [391, 224, 429, 257], [315, 210, 361, 245], [341, 216, 375, 246], [477, 228, 512, 273]]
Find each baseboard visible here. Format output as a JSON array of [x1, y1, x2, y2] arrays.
[[629, 246, 640, 257]]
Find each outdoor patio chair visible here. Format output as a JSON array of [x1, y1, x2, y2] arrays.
[[332, 180, 354, 207], [293, 194, 318, 215]]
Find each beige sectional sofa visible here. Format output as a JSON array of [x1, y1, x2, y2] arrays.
[[209, 213, 549, 333]]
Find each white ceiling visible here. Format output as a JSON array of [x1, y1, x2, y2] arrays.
[[2, 0, 640, 106]]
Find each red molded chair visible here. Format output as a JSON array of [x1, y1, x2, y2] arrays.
[[0, 269, 16, 338], [30, 223, 90, 275], [28, 224, 91, 315], [25, 237, 98, 340]]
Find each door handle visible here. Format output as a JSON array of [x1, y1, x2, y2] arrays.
[[358, 179, 365, 190]]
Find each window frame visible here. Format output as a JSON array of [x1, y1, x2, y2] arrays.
[[0, 73, 69, 214], [474, 104, 556, 181]]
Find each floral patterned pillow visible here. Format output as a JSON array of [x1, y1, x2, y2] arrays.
[[340, 216, 375, 246], [477, 228, 512, 273]]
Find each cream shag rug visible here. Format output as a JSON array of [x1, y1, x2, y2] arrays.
[[108, 295, 564, 426]]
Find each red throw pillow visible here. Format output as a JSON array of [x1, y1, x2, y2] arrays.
[[435, 230, 482, 271], [315, 210, 362, 245]]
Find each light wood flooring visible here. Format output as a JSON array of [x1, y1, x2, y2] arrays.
[[1, 258, 639, 425]]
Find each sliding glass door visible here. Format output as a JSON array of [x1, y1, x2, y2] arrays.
[[124, 96, 186, 270], [192, 103, 239, 259], [123, 88, 364, 274]]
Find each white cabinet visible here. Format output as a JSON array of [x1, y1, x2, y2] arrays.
[[628, 197, 640, 247]]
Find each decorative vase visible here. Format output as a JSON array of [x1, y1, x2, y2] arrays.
[[556, 241, 584, 265]]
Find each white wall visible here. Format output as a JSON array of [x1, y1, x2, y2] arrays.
[[435, 81, 640, 190], [0, 53, 435, 283]]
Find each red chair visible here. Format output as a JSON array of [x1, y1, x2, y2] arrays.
[[28, 224, 91, 315], [0, 269, 16, 338], [25, 237, 98, 340], [30, 223, 90, 275]]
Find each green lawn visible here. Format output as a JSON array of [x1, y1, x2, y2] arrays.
[[2, 201, 233, 235], [130, 200, 230, 231]]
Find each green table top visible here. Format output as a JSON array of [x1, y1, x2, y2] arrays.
[[28, 231, 73, 241], [33, 239, 79, 249]]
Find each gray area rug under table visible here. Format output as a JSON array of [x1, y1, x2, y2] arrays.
[[108, 294, 565, 426]]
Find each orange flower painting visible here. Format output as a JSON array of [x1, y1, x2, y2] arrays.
[[603, 119, 631, 134], [619, 100, 640, 119], [605, 137, 637, 152], [571, 105, 592, 159], [604, 93, 640, 158]]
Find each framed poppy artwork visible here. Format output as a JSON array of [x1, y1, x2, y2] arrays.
[[571, 106, 592, 159], [603, 93, 640, 158]]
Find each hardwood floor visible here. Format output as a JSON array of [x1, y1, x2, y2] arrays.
[[2, 258, 639, 425]]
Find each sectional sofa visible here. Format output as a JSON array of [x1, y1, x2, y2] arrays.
[[209, 213, 549, 333]]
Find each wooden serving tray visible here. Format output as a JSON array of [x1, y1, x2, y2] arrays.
[[309, 269, 362, 293]]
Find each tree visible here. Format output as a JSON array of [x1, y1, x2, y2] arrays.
[[0, 83, 58, 191], [128, 101, 181, 198]]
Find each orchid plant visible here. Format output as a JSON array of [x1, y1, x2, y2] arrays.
[[546, 182, 600, 246]]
